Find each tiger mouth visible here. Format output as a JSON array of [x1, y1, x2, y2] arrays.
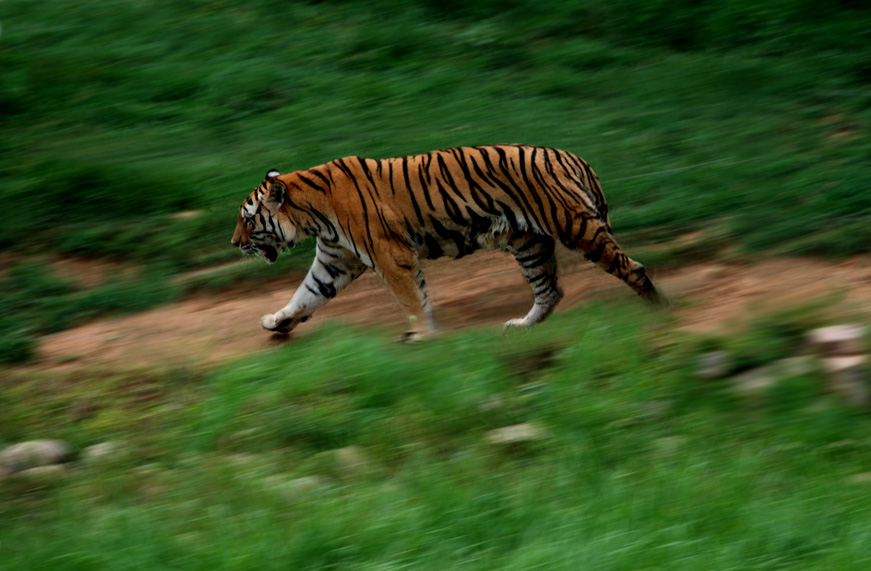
[[260, 245, 279, 264], [239, 243, 278, 263]]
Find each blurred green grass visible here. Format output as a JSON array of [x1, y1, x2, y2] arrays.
[[3, 301, 871, 568], [3, 0, 869, 259]]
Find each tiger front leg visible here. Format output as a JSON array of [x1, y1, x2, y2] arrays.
[[261, 240, 366, 334], [372, 247, 435, 342]]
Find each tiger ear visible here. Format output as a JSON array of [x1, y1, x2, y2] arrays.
[[267, 179, 287, 209], [265, 169, 281, 179]]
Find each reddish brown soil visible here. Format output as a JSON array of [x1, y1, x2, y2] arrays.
[[33, 252, 871, 372]]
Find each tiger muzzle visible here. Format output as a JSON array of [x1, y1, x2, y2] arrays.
[[260, 245, 279, 263]]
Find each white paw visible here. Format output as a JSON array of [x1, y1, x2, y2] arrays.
[[260, 313, 283, 331], [401, 330, 428, 343], [503, 318, 531, 330]]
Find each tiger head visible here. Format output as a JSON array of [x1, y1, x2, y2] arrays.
[[231, 169, 300, 264]]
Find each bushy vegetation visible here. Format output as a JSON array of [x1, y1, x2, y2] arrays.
[[4, 302, 871, 569]]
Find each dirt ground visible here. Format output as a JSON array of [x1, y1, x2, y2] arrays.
[[33, 251, 871, 372]]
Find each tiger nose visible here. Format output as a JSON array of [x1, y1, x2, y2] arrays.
[[231, 238, 240, 247]]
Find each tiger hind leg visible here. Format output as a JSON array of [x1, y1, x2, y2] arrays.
[[568, 215, 664, 305], [504, 233, 564, 329]]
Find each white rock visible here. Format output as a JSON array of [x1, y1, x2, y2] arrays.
[[730, 357, 824, 403], [0, 440, 72, 473], [652, 436, 688, 456], [131, 463, 163, 476], [822, 355, 869, 408], [824, 355, 869, 372], [333, 446, 374, 478], [82, 441, 123, 464], [730, 367, 778, 399], [14, 465, 68, 481], [773, 355, 817, 378], [696, 351, 731, 380], [223, 453, 259, 467], [809, 324, 867, 357], [486, 423, 548, 446], [478, 395, 506, 413], [847, 473, 871, 484], [264, 475, 330, 502]]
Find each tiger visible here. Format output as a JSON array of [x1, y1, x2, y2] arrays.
[[231, 144, 662, 340]]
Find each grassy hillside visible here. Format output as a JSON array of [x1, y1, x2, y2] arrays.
[[4, 302, 871, 569]]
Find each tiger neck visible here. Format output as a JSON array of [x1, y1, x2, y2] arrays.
[[281, 166, 336, 239]]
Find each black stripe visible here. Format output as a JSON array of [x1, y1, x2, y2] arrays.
[[297, 173, 326, 193], [354, 159, 407, 244], [542, 151, 576, 212], [388, 161, 398, 196], [530, 148, 566, 234], [511, 146, 546, 229], [589, 223, 605, 243], [311, 275, 338, 299], [421, 152, 434, 185], [514, 234, 547, 252], [434, 179, 466, 226], [516, 251, 550, 266], [310, 168, 332, 191], [586, 239, 607, 264], [356, 157, 379, 195], [319, 247, 343, 259], [322, 263, 347, 279], [522, 147, 550, 231], [471, 147, 532, 224], [435, 153, 468, 204], [450, 148, 499, 216], [400, 157, 426, 225], [423, 234, 444, 259], [340, 216, 361, 259], [335, 158, 378, 256], [429, 215, 474, 258], [496, 200, 518, 228], [572, 213, 589, 244], [417, 159, 436, 210], [552, 150, 591, 209], [606, 255, 622, 275], [356, 157, 405, 242], [309, 209, 339, 242]]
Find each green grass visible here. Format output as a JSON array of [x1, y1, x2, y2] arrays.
[[3, 0, 870, 261], [3, 302, 871, 569]]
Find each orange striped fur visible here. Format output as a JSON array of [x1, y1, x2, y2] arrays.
[[232, 144, 661, 339]]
